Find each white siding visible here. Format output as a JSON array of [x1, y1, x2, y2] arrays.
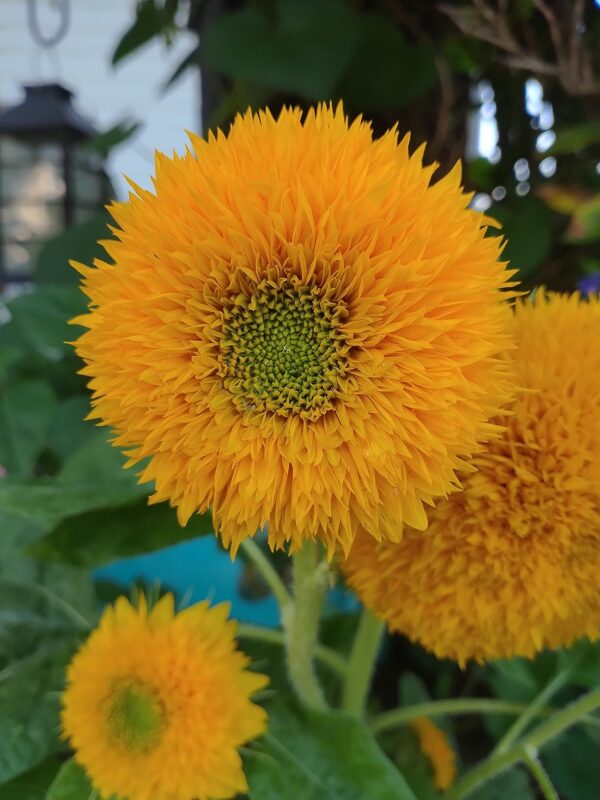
[[0, 0, 200, 198]]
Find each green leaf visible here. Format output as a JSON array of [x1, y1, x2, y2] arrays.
[[336, 13, 438, 112], [0, 757, 61, 800], [489, 196, 554, 280], [0, 380, 58, 476], [46, 397, 95, 463], [0, 660, 65, 784], [0, 578, 85, 674], [550, 121, 600, 155], [564, 195, 600, 244], [5, 287, 86, 361], [545, 724, 600, 800], [202, 0, 360, 101], [83, 121, 141, 158], [33, 498, 213, 567], [470, 767, 534, 800], [246, 699, 418, 799], [36, 214, 114, 286], [162, 45, 200, 92], [56, 432, 142, 489], [0, 479, 144, 526], [112, 0, 177, 65], [46, 760, 95, 800]]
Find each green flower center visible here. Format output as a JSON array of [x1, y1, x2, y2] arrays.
[[105, 679, 165, 753], [219, 278, 349, 419]]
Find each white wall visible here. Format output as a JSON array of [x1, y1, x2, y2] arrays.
[[0, 0, 200, 198]]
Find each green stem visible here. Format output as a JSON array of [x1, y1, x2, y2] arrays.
[[371, 699, 536, 734], [522, 746, 559, 800], [282, 540, 329, 710], [446, 688, 600, 800], [239, 538, 292, 610], [342, 608, 385, 716], [492, 668, 570, 756], [237, 622, 348, 676]]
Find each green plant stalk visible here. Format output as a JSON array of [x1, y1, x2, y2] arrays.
[[282, 540, 329, 710], [342, 608, 385, 717], [446, 687, 600, 800], [522, 746, 559, 800], [237, 622, 348, 676], [492, 667, 571, 756], [370, 699, 539, 733], [239, 537, 292, 610]]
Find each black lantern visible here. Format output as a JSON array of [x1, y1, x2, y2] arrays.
[[0, 83, 111, 288]]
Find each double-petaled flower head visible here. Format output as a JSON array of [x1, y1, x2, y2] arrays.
[[344, 291, 600, 664], [74, 104, 516, 555], [61, 595, 267, 800]]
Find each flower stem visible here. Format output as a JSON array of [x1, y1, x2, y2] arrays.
[[282, 540, 329, 710], [370, 699, 537, 734], [522, 746, 559, 800], [342, 608, 385, 717], [239, 538, 292, 610], [237, 622, 348, 676], [447, 688, 600, 800], [492, 668, 571, 756]]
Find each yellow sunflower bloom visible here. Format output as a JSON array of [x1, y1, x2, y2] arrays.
[[61, 594, 267, 800], [73, 104, 515, 555], [343, 291, 600, 664], [410, 717, 457, 791]]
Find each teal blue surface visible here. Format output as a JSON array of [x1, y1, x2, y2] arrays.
[[95, 536, 280, 626], [95, 536, 357, 625]]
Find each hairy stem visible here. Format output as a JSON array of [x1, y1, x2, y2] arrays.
[[282, 540, 329, 710], [237, 622, 347, 676], [342, 609, 385, 716]]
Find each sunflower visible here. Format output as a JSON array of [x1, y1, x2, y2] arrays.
[[73, 104, 515, 555], [343, 291, 600, 664], [61, 594, 267, 800], [410, 717, 457, 791]]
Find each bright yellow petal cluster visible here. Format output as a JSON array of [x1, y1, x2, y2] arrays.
[[61, 595, 267, 800], [343, 291, 600, 664], [410, 717, 457, 791], [74, 104, 515, 555]]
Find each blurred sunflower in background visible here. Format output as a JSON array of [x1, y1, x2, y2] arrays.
[[61, 594, 267, 800], [74, 104, 516, 555], [343, 291, 600, 664]]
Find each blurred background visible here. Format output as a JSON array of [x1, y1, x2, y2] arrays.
[[1, 3, 600, 796]]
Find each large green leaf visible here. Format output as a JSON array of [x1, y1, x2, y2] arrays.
[[550, 121, 600, 155], [202, 0, 360, 101], [470, 767, 534, 800], [46, 396, 95, 463], [5, 287, 86, 362], [0, 660, 66, 784], [0, 380, 58, 476], [246, 699, 417, 799], [36, 214, 113, 286], [46, 760, 95, 800], [0, 757, 61, 800], [0, 480, 143, 526], [545, 724, 600, 800], [33, 498, 213, 567], [336, 13, 438, 112], [489, 196, 554, 281]]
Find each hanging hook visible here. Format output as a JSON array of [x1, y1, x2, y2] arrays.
[[26, 0, 71, 49]]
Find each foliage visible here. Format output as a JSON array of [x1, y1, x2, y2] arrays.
[[1, 0, 600, 798]]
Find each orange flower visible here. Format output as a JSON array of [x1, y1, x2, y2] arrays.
[[74, 105, 515, 554]]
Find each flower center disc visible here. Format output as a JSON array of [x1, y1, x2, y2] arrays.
[[105, 679, 165, 753], [219, 278, 349, 419]]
